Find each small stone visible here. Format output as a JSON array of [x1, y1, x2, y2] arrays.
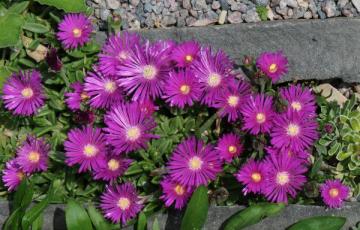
[[252, 0, 269, 6], [276, 6, 288, 15], [169, 1, 178, 11], [267, 5, 275, 20], [231, 3, 241, 10], [100, 8, 110, 20], [189, 9, 198, 17], [228, 11, 242, 23], [355, 93, 360, 102], [304, 10, 312, 18], [219, 0, 229, 10], [192, 0, 208, 10], [271, 0, 281, 7], [185, 16, 197, 25], [179, 9, 189, 17], [162, 15, 177, 26], [322, 0, 337, 17], [183, 0, 192, 9], [286, 0, 298, 8], [288, 8, 294, 16], [130, 0, 140, 7], [354, 85, 360, 93], [129, 19, 141, 29], [212, 1, 221, 9], [218, 10, 227, 24], [106, 0, 120, 9], [144, 2, 153, 12], [297, 0, 309, 8], [280, 0, 287, 8], [293, 7, 306, 18], [206, 10, 219, 20], [342, 8, 354, 16], [313, 84, 348, 107], [351, 0, 360, 12], [338, 0, 348, 8], [189, 18, 217, 26], [238, 3, 248, 13]]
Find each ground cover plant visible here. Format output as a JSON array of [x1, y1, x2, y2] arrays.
[[0, 1, 359, 229]]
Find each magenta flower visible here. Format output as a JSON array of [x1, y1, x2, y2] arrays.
[[2, 70, 45, 116], [104, 102, 157, 154], [163, 70, 202, 108], [73, 110, 96, 125], [192, 47, 234, 106], [256, 51, 288, 83], [241, 94, 275, 135], [279, 84, 316, 117], [117, 41, 171, 101], [172, 41, 200, 68], [216, 133, 243, 163], [100, 183, 143, 224], [235, 159, 266, 195], [93, 151, 132, 182], [320, 179, 350, 208], [46, 48, 62, 72], [139, 99, 158, 116], [16, 136, 49, 174], [271, 111, 319, 152], [266, 146, 310, 163], [168, 137, 222, 187], [99, 32, 140, 76], [2, 159, 25, 191], [213, 79, 252, 122], [160, 176, 193, 209], [84, 71, 124, 109], [57, 13, 92, 49], [263, 153, 307, 203], [65, 82, 89, 111], [64, 126, 106, 173]]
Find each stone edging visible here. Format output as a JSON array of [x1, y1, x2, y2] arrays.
[[95, 18, 360, 83]]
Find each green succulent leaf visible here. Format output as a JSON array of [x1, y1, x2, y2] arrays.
[[34, 0, 88, 13], [22, 22, 49, 33], [65, 200, 93, 230], [0, 12, 24, 48], [87, 204, 111, 230], [287, 216, 346, 230]]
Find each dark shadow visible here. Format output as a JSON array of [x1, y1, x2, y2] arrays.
[[165, 208, 184, 230], [53, 207, 66, 230]]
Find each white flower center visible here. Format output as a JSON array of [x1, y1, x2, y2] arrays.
[[180, 84, 190, 95], [72, 28, 82, 38], [269, 63, 278, 73], [21, 87, 34, 99], [142, 65, 157, 80], [188, 156, 203, 171], [126, 126, 141, 141], [83, 144, 98, 157], [227, 96, 239, 107], [256, 113, 266, 124], [276, 171, 290, 186], [228, 145, 237, 154], [185, 55, 193, 62], [287, 123, 300, 137], [107, 159, 120, 171], [291, 101, 302, 111], [329, 188, 339, 198], [174, 184, 185, 195], [117, 197, 130, 210], [207, 73, 221, 87], [28, 151, 40, 163], [251, 172, 262, 183], [104, 81, 116, 93]]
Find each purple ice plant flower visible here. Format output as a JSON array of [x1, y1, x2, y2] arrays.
[[84, 71, 124, 109], [216, 133, 243, 163], [263, 153, 307, 203], [2, 159, 25, 191], [163, 69, 202, 108], [100, 183, 143, 224], [57, 13, 92, 49], [320, 179, 350, 208], [16, 136, 50, 174], [256, 51, 288, 83], [64, 126, 106, 173], [139, 99, 158, 117], [167, 136, 222, 187], [192, 47, 234, 106], [213, 79, 252, 122], [279, 84, 316, 117], [98, 32, 141, 76], [65, 82, 89, 111], [160, 176, 193, 209], [172, 41, 200, 68], [104, 102, 158, 154], [117, 40, 171, 101], [266, 146, 310, 164], [271, 111, 319, 152], [235, 159, 266, 195], [241, 94, 275, 135], [2, 70, 45, 116], [46, 48, 62, 72], [93, 151, 132, 182]]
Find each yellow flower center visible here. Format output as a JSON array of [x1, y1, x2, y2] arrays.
[[126, 126, 141, 141], [276, 171, 290, 186], [287, 123, 300, 137], [72, 28, 82, 38], [269, 63, 278, 73], [118, 51, 128, 61], [174, 184, 185, 195], [104, 81, 116, 93], [81, 92, 89, 100], [107, 159, 120, 171], [143, 65, 157, 80], [83, 144, 98, 157], [180, 84, 190, 95], [28, 151, 40, 163], [251, 172, 262, 183], [117, 197, 130, 210], [256, 113, 266, 124], [329, 188, 339, 198], [228, 145, 237, 154], [227, 96, 239, 107], [21, 88, 34, 99], [185, 55, 193, 62], [17, 171, 24, 180], [291, 101, 302, 111], [188, 156, 203, 171], [207, 73, 221, 87]]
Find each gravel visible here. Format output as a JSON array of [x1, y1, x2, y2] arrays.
[[87, 0, 360, 29]]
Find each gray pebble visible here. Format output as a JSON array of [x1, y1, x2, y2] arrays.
[[99, 8, 110, 20], [322, 0, 337, 17], [106, 0, 120, 9], [243, 9, 261, 22], [212, 1, 221, 9], [228, 11, 243, 23]]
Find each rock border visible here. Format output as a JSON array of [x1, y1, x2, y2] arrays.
[[1, 200, 359, 229], [95, 18, 360, 83]]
